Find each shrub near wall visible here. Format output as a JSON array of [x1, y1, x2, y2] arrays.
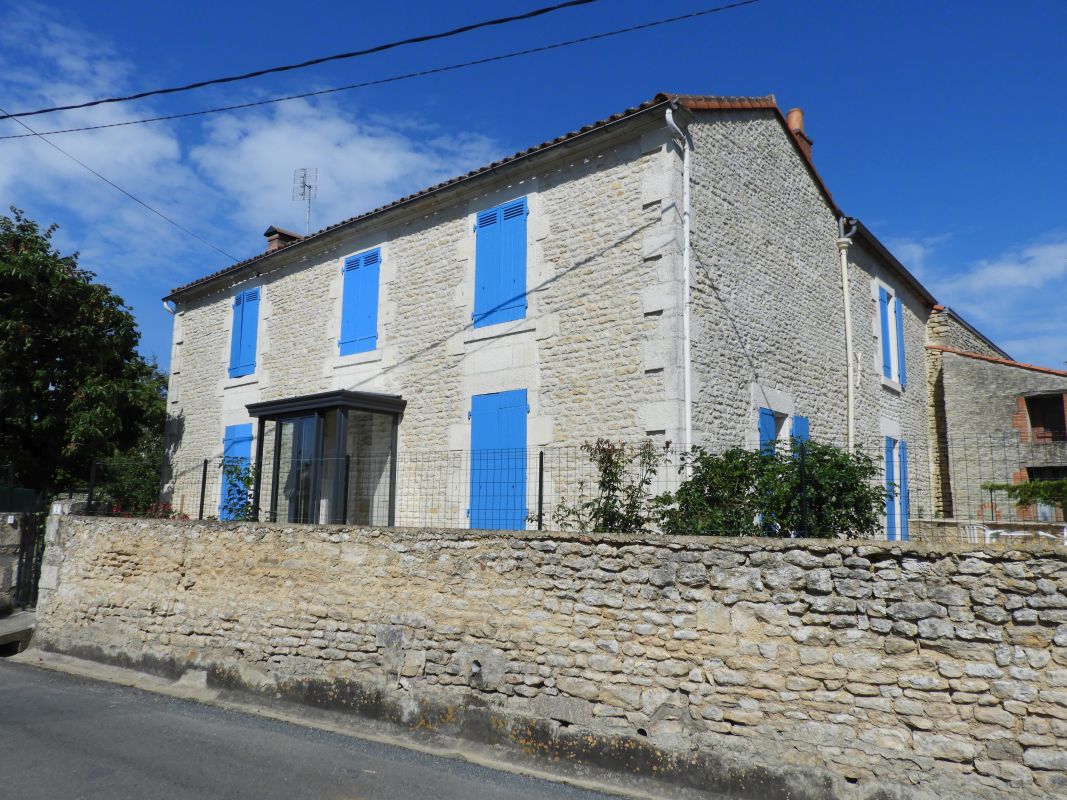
[[36, 517, 1067, 799]]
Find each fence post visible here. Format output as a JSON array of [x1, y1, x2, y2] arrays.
[[342, 454, 351, 525], [198, 459, 208, 520], [799, 444, 809, 538], [537, 450, 544, 531], [86, 459, 98, 515]]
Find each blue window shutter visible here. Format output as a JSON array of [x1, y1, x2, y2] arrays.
[[340, 249, 380, 355], [879, 287, 892, 379], [228, 294, 244, 378], [791, 415, 810, 444], [884, 436, 897, 541], [894, 296, 906, 387], [899, 439, 909, 541], [470, 389, 528, 529], [219, 423, 253, 520], [758, 408, 777, 455], [238, 290, 259, 374], [473, 198, 526, 328]]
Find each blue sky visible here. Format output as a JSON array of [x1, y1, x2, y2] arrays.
[[2, 0, 1065, 370]]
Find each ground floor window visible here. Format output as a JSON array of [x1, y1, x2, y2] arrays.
[[885, 436, 909, 540]]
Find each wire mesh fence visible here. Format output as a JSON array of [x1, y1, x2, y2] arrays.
[[76, 433, 1067, 538]]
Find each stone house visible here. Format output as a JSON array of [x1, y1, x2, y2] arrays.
[[162, 93, 998, 537], [926, 322, 1067, 522]]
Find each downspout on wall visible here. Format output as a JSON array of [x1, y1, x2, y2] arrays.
[[664, 107, 692, 457], [837, 216, 858, 451]]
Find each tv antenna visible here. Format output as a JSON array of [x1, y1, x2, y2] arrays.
[[292, 167, 318, 235]]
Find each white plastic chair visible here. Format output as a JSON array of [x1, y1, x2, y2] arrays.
[[961, 523, 996, 544]]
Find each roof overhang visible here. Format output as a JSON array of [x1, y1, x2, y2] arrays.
[[246, 389, 406, 419], [853, 221, 937, 307]]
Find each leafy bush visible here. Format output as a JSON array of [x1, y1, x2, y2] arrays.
[[651, 447, 767, 536], [219, 458, 256, 521], [656, 441, 885, 538], [982, 478, 1067, 516], [550, 439, 660, 532]]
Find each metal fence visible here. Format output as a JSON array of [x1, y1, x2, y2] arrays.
[[77, 434, 1067, 535]]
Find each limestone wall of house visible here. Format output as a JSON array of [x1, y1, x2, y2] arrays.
[[165, 119, 685, 520], [36, 516, 1067, 798], [686, 110, 931, 513]]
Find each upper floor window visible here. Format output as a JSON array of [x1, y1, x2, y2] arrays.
[[339, 248, 381, 355], [473, 197, 527, 328], [757, 408, 809, 454], [877, 285, 906, 387], [1025, 394, 1067, 442], [228, 289, 260, 378]]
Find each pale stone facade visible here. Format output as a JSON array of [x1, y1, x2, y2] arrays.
[[163, 95, 971, 531], [36, 516, 1067, 797]]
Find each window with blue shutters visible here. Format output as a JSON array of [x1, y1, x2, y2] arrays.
[[791, 415, 810, 444], [339, 248, 381, 355], [473, 197, 527, 328], [877, 284, 906, 387], [228, 289, 260, 378], [219, 423, 253, 520], [758, 407, 778, 455], [884, 436, 909, 541]]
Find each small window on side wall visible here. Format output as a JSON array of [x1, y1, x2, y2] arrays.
[[877, 286, 907, 388]]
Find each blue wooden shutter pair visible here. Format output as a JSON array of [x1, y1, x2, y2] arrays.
[[340, 248, 381, 355], [791, 415, 810, 444], [473, 197, 527, 328], [469, 389, 528, 530], [884, 436, 897, 541], [895, 297, 907, 388], [228, 289, 260, 378], [219, 423, 253, 520], [758, 408, 777, 455]]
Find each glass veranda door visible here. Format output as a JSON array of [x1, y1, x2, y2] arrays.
[[273, 415, 320, 523]]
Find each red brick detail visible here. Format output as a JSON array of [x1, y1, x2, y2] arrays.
[[1012, 397, 1031, 443]]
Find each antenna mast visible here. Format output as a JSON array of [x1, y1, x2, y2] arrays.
[[292, 167, 318, 236]]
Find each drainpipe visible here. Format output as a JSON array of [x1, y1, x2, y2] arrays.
[[665, 107, 692, 457], [162, 300, 176, 315], [837, 217, 858, 452]]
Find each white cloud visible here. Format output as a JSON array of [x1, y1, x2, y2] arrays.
[[883, 233, 952, 280], [190, 100, 501, 238], [917, 233, 1067, 368], [0, 4, 505, 366]]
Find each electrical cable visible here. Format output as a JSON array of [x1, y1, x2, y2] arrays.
[[0, 0, 600, 120], [0, 103, 239, 262], [0, 0, 762, 140]]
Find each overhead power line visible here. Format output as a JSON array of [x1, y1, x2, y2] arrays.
[[0, 0, 600, 120], [0, 0, 763, 141], [0, 104, 239, 262]]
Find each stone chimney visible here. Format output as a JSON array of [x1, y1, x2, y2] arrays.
[[786, 107, 813, 161], [263, 225, 303, 253]]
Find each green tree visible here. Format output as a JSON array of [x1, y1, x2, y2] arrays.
[[982, 479, 1067, 519], [0, 208, 166, 492]]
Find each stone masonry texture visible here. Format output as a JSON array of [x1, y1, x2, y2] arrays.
[[37, 517, 1067, 798]]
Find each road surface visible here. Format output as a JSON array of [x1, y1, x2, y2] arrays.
[[0, 659, 624, 800]]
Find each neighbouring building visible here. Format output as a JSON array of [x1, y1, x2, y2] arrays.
[[161, 92, 1021, 538], [927, 333, 1067, 523]]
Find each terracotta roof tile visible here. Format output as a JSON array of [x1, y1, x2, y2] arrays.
[[928, 346, 1067, 378]]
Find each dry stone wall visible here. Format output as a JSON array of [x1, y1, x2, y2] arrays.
[[36, 517, 1067, 798]]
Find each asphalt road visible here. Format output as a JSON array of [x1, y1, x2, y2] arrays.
[[0, 660, 623, 800]]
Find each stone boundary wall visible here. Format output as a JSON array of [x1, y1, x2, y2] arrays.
[[35, 517, 1067, 799]]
